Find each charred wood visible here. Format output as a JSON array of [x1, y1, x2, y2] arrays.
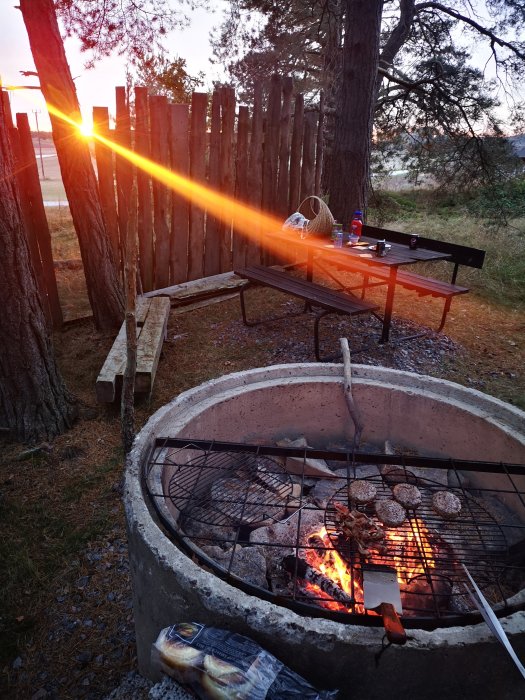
[[282, 554, 354, 607]]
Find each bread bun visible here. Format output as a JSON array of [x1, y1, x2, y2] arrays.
[[158, 639, 203, 683], [202, 654, 252, 700]]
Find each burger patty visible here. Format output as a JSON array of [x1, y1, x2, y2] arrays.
[[348, 479, 377, 504], [392, 482, 422, 510], [432, 490, 462, 519], [375, 498, 407, 527]]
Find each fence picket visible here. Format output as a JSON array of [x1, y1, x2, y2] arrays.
[[188, 92, 207, 280], [219, 87, 236, 272], [93, 106, 120, 277], [262, 75, 281, 217], [115, 86, 132, 271], [204, 90, 222, 277], [232, 105, 249, 269], [149, 95, 170, 289], [246, 81, 264, 265], [168, 103, 190, 284], [134, 87, 154, 292], [277, 77, 293, 217], [12, 114, 54, 328], [289, 93, 304, 213], [301, 111, 317, 204], [315, 92, 325, 196]]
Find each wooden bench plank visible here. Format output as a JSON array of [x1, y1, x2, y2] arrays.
[[395, 270, 469, 298], [96, 296, 170, 402], [235, 265, 378, 360], [135, 297, 171, 394], [331, 258, 469, 298], [363, 225, 486, 269], [96, 299, 152, 402], [236, 265, 377, 315]]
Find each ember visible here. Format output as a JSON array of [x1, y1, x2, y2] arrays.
[[297, 515, 445, 616]]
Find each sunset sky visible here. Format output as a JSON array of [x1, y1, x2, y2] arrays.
[[0, 2, 226, 131], [1, 2, 522, 135]]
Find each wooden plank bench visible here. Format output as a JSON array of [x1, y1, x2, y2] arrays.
[[96, 296, 171, 402], [234, 264, 379, 360], [330, 258, 470, 332]]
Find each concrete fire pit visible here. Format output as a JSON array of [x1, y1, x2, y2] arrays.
[[125, 364, 525, 699]]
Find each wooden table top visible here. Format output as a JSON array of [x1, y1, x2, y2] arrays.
[[268, 230, 452, 268]]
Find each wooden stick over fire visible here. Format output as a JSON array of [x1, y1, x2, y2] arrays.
[[340, 337, 364, 448]]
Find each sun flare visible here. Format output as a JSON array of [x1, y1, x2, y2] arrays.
[[78, 121, 93, 137]]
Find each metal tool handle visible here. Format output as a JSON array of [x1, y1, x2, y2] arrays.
[[462, 564, 525, 680], [381, 603, 407, 645]]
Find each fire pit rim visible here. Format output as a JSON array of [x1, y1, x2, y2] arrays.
[[131, 363, 525, 450], [126, 364, 525, 672]]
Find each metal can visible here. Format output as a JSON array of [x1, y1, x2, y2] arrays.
[[409, 235, 419, 250], [376, 239, 386, 257]]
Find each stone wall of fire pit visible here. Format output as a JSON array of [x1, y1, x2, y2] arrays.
[[125, 364, 525, 699]]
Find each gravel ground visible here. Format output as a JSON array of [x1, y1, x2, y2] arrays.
[[207, 295, 467, 375], [7, 528, 137, 699]]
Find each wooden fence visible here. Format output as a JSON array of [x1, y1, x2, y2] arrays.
[[101, 75, 324, 292], [2, 75, 324, 323]]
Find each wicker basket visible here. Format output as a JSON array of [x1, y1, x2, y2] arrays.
[[298, 196, 335, 236]]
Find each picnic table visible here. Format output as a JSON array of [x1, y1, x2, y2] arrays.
[[235, 225, 484, 356], [292, 232, 453, 343]]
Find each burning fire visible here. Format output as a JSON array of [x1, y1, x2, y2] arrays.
[[302, 527, 364, 613], [384, 517, 436, 584], [302, 518, 437, 614]]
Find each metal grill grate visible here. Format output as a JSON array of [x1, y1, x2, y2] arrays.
[[168, 450, 293, 528], [324, 478, 508, 618], [144, 438, 525, 630]]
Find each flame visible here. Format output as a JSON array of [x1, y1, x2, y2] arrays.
[[383, 517, 436, 585], [302, 527, 365, 613], [301, 517, 436, 614]]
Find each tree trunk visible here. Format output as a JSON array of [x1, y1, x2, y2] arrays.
[[19, 0, 124, 330], [0, 91, 77, 444], [328, 0, 384, 224]]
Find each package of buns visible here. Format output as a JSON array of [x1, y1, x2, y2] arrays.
[[152, 622, 338, 699]]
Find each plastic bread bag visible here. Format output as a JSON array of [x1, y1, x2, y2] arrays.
[[282, 211, 309, 232], [152, 622, 338, 700]]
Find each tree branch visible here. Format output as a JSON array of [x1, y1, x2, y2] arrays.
[[380, 0, 416, 67], [416, 2, 525, 61]]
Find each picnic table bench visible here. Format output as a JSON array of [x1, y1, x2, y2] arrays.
[[332, 224, 484, 332], [234, 264, 379, 360], [96, 296, 170, 402]]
